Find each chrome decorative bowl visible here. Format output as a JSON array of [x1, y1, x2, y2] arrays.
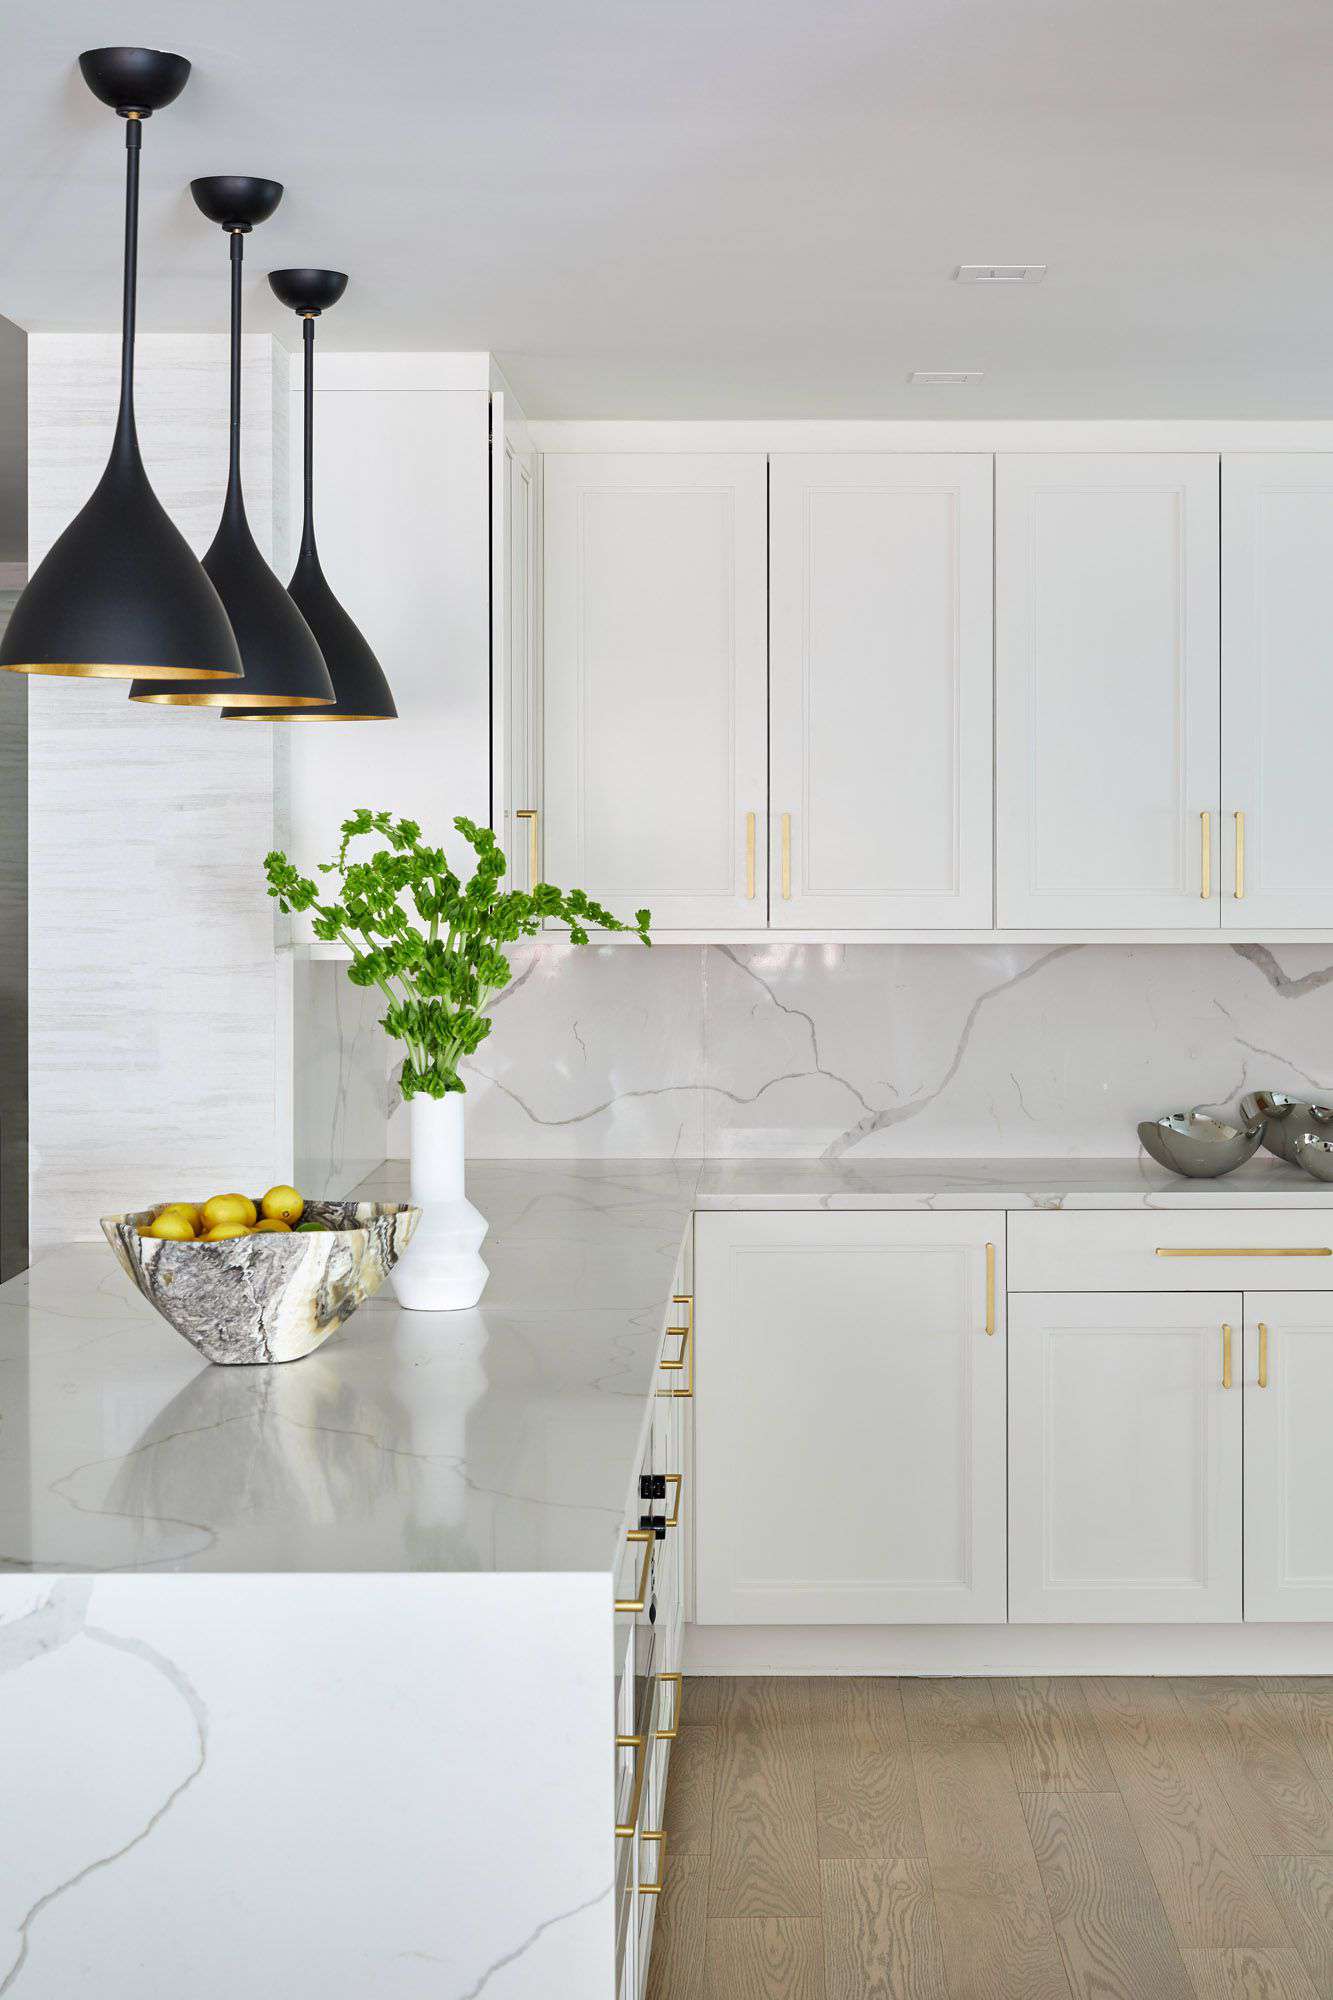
[[101, 1200, 420, 1365], [1137, 1112, 1266, 1180], [1240, 1092, 1333, 1166], [1290, 1131, 1333, 1184]]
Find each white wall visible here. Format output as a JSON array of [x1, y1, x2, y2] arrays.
[[26, 334, 288, 1245], [280, 355, 491, 907]]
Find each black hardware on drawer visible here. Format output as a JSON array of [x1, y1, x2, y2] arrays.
[[639, 1513, 667, 1541], [639, 1473, 667, 1501]]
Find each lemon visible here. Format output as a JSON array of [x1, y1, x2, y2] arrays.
[[201, 1193, 257, 1230], [260, 1185, 304, 1225], [160, 1202, 203, 1231], [146, 1210, 195, 1242], [201, 1222, 250, 1241], [251, 1218, 291, 1234]]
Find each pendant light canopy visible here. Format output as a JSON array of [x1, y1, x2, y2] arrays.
[[222, 269, 397, 721], [129, 178, 335, 708], [0, 49, 242, 686]]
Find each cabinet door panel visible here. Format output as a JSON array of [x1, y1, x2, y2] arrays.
[[694, 1212, 1006, 1624], [769, 454, 993, 927], [543, 454, 767, 929], [997, 454, 1221, 928], [1009, 1292, 1242, 1623], [1223, 456, 1333, 928], [1244, 1293, 1333, 1620]]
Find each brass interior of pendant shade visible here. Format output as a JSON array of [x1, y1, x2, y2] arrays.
[[135, 688, 333, 706], [3, 660, 238, 679]]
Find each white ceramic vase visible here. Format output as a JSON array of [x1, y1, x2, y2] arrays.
[[391, 1093, 489, 1311]]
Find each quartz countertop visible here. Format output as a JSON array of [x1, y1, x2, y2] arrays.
[[5, 1154, 1332, 1581]]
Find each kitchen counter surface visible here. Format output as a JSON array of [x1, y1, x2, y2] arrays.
[[5, 1154, 1331, 1580]]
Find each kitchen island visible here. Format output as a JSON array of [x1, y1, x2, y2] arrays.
[[4, 1154, 1333, 1997]]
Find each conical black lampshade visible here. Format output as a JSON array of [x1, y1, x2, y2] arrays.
[[0, 49, 241, 685], [222, 270, 396, 721], [130, 179, 334, 708]]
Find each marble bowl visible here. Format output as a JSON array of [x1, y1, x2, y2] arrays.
[[1240, 1091, 1333, 1166], [100, 1200, 421, 1365], [1137, 1112, 1266, 1179]]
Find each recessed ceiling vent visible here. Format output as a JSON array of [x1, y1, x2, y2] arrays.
[[909, 370, 983, 386], [955, 263, 1046, 283]]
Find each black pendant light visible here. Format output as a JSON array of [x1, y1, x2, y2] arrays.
[[129, 179, 335, 708], [222, 270, 397, 721], [0, 49, 242, 686]]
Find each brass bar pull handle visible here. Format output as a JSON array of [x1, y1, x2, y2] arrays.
[[1258, 1321, 1269, 1389], [657, 1671, 683, 1741], [615, 1732, 649, 1838], [515, 808, 538, 887], [985, 1243, 996, 1335], [781, 812, 791, 899], [639, 1828, 667, 1896], [663, 1472, 683, 1529], [745, 811, 756, 899], [1157, 1246, 1330, 1258], [1201, 811, 1211, 900], [657, 1295, 694, 1399], [1235, 810, 1245, 900], [615, 1528, 654, 1614], [1222, 1322, 1233, 1389]]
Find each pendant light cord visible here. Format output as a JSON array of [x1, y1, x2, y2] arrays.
[[227, 230, 244, 500], [300, 315, 317, 559], [117, 116, 142, 441]]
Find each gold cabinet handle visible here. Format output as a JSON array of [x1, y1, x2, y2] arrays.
[[1258, 1321, 1269, 1389], [1222, 1322, 1233, 1389], [1234, 810, 1245, 900], [515, 808, 538, 887], [615, 1528, 654, 1614], [657, 1294, 694, 1399], [745, 811, 756, 899], [985, 1242, 996, 1335], [780, 812, 791, 899], [615, 1732, 648, 1838], [663, 1472, 683, 1529], [639, 1828, 667, 1896], [1200, 811, 1211, 900], [657, 1671, 683, 1741], [1157, 1246, 1330, 1257]]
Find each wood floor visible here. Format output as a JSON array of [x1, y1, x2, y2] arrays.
[[645, 1676, 1333, 2000]]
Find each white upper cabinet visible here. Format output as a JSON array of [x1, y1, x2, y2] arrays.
[[694, 1211, 1007, 1624], [769, 455, 994, 928], [492, 400, 539, 891], [1008, 1290, 1243, 1624], [1222, 456, 1333, 929], [1243, 1293, 1333, 1621], [542, 454, 768, 929], [996, 454, 1221, 929]]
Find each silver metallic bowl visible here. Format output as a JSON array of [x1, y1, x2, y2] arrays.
[[1137, 1112, 1266, 1180], [1240, 1091, 1333, 1165], [1290, 1131, 1333, 1183]]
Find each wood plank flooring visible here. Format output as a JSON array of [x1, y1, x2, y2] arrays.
[[645, 1677, 1333, 2000]]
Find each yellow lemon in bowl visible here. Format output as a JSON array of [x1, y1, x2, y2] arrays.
[[201, 1222, 250, 1241], [160, 1201, 202, 1231], [201, 1193, 257, 1230], [251, 1218, 292, 1234], [145, 1210, 195, 1241], [260, 1185, 304, 1225]]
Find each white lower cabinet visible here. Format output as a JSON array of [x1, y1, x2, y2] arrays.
[[1008, 1292, 1243, 1623], [1244, 1293, 1333, 1621], [694, 1212, 1006, 1624]]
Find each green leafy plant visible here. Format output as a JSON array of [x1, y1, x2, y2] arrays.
[[265, 809, 650, 1100]]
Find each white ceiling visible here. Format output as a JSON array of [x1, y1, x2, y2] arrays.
[[3, 0, 1333, 416]]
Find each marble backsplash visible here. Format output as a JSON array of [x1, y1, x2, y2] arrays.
[[294, 940, 1333, 1191]]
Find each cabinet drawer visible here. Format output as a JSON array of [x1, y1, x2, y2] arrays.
[[1008, 1211, 1333, 1293]]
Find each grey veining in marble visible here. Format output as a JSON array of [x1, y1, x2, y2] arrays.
[[303, 939, 1333, 1193], [7, 1156, 1333, 1584]]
